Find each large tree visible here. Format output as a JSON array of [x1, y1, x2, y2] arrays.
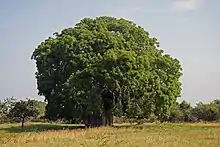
[[31, 16, 182, 126]]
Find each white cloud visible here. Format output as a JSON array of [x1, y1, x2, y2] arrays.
[[171, 0, 205, 11], [102, 7, 143, 21]]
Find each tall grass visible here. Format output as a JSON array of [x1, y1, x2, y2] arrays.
[[1, 122, 220, 147]]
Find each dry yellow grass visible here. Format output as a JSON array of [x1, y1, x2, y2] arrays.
[[1, 122, 220, 147]]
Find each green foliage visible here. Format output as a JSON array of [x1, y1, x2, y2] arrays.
[[0, 97, 17, 123], [165, 99, 220, 123], [167, 100, 193, 122], [179, 100, 193, 122], [191, 102, 219, 122], [211, 100, 220, 119], [30, 100, 46, 118], [0, 101, 7, 123], [8, 99, 40, 128], [0, 98, 46, 124], [167, 102, 184, 122], [31, 16, 183, 123]]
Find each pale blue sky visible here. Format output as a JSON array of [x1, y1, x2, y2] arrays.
[[0, 0, 219, 104]]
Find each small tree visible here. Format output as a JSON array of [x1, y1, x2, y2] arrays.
[[179, 100, 193, 122], [8, 99, 39, 129], [191, 102, 218, 122], [0, 97, 17, 123]]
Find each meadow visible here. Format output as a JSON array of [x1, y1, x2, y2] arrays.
[[0, 122, 220, 147]]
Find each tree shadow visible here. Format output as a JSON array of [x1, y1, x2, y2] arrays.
[[1, 123, 146, 133], [112, 123, 149, 130], [112, 123, 220, 131], [3, 122, 218, 133], [0, 123, 85, 133]]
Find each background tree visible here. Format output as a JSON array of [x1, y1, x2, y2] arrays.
[[191, 102, 218, 122], [31, 16, 182, 126], [8, 99, 39, 129], [0, 100, 6, 123], [0, 97, 17, 123], [167, 102, 183, 122], [210, 99, 220, 120], [30, 100, 46, 118], [179, 100, 193, 122]]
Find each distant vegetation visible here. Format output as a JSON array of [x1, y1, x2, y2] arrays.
[[1, 97, 220, 125]]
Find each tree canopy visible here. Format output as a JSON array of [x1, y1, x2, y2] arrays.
[[31, 16, 182, 126], [8, 99, 39, 128]]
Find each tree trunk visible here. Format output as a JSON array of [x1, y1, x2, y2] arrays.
[[21, 117, 24, 129], [84, 113, 113, 127], [104, 109, 113, 126], [101, 87, 115, 126], [84, 115, 103, 128], [102, 114, 107, 126]]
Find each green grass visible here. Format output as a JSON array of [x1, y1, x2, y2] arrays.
[[1, 122, 220, 147]]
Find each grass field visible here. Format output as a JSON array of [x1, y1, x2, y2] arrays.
[[1, 122, 220, 147]]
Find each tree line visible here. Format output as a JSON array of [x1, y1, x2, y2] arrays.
[[1, 97, 220, 126], [113, 99, 220, 123], [167, 100, 220, 122]]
